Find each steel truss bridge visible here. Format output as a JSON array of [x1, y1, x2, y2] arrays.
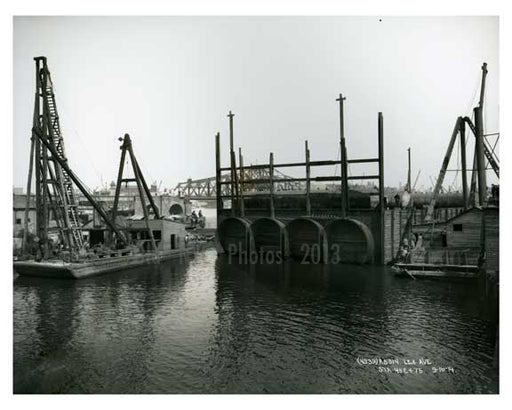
[[173, 168, 306, 200]]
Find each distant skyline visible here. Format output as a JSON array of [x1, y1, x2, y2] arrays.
[[13, 16, 499, 192]]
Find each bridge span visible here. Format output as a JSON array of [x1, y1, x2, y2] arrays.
[[172, 168, 306, 201]]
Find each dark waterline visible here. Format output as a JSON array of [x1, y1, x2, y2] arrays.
[[13, 248, 498, 394]]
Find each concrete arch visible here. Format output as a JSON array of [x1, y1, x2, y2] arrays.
[[251, 217, 289, 258], [146, 204, 159, 216], [218, 217, 254, 255], [325, 218, 374, 264], [169, 204, 184, 215], [286, 217, 328, 263]]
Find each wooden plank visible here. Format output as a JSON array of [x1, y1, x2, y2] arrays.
[[218, 158, 379, 172]]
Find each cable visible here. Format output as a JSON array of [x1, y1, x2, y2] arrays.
[[52, 81, 104, 188], [465, 72, 481, 117]]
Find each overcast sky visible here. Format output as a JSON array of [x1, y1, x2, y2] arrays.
[[13, 16, 499, 192]]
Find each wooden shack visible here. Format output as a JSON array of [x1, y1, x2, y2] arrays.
[[440, 207, 498, 267], [445, 208, 483, 248], [125, 217, 186, 252]]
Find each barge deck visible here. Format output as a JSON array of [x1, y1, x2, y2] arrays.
[[14, 248, 195, 279]]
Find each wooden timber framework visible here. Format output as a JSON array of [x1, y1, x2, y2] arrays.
[[111, 134, 160, 254], [173, 166, 305, 200], [215, 96, 388, 264], [23, 57, 128, 258], [22, 57, 128, 258], [215, 103, 384, 216], [425, 62, 499, 222]]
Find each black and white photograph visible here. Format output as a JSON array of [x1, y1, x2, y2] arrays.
[[4, 2, 509, 402]]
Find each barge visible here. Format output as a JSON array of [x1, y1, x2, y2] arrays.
[[16, 57, 193, 279], [14, 247, 194, 279]]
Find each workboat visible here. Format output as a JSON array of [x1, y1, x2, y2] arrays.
[[392, 262, 480, 282], [14, 247, 195, 279]]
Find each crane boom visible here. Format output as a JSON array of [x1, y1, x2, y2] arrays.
[[425, 117, 462, 222]]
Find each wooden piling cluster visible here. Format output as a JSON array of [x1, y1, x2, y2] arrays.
[[215, 96, 393, 265]]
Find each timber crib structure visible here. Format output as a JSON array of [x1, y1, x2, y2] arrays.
[[215, 97, 409, 265]]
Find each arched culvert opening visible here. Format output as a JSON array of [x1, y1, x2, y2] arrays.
[[218, 217, 254, 256], [251, 217, 289, 258], [325, 218, 374, 264], [286, 217, 327, 263]]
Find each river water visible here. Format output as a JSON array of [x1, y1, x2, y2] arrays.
[[13, 248, 498, 394]]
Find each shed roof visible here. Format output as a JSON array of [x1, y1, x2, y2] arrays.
[[444, 206, 482, 224]]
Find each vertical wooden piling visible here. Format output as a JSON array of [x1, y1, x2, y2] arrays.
[[378, 112, 385, 264], [305, 141, 311, 216], [215, 132, 222, 214], [269, 152, 276, 218], [474, 106, 487, 207], [460, 120, 469, 209], [239, 147, 245, 217], [337, 94, 348, 216], [228, 111, 238, 216]]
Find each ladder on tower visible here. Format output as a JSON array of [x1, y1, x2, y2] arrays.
[[42, 71, 84, 249]]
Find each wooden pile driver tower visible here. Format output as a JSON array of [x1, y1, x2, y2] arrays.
[[425, 62, 499, 222], [22, 57, 127, 258], [111, 133, 160, 254]]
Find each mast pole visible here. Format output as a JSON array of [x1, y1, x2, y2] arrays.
[[475, 63, 488, 207], [228, 111, 238, 216], [215, 132, 222, 213], [337, 94, 348, 216], [269, 152, 276, 218], [239, 147, 245, 217], [459, 120, 469, 209], [378, 112, 385, 264], [305, 141, 311, 216]]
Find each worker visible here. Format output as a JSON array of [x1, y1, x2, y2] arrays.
[[394, 193, 401, 207], [398, 238, 410, 262], [191, 210, 198, 227], [416, 233, 424, 250]]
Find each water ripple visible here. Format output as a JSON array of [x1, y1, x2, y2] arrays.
[[14, 248, 498, 393]]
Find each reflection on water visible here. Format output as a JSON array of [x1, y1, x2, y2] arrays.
[[13, 248, 498, 393]]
